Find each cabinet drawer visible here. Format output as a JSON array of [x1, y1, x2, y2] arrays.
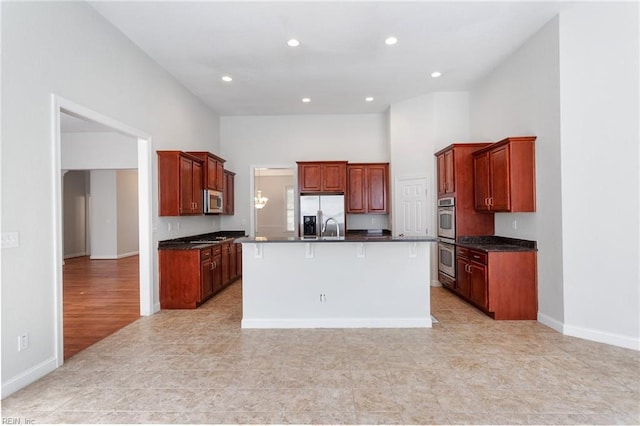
[[457, 247, 470, 258], [469, 250, 487, 265], [212, 246, 222, 256], [200, 247, 212, 260]]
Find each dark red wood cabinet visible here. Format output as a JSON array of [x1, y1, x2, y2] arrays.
[[473, 136, 536, 212], [223, 170, 235, 214], [434, 143, 494, 237], [158, 151, 204, 216], [297, 161, 348, 193], [347, 163, 389, 214], [455, 246, 537, 320], [187, 151, 225, 192]]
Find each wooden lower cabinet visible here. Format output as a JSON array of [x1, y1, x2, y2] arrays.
[[160, 247, 215, 309], [455, 246, 537, 320], [221, 242, 231, 285], [160, 242, 240, 309], [212, 252, 223, 293]]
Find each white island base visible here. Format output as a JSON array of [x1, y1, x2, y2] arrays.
[[241, 240, 432, 328]]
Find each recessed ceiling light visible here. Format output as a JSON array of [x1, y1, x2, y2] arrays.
[[287, 39, 300, 47], [221, 75, 233, 82], [431, 71, 442, 78], [365, 97, 374, 102], [385, 36, 398, 46], [302, 97, 311, 103]]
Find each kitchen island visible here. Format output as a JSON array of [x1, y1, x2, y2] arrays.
[[238, 235, 436, 328]]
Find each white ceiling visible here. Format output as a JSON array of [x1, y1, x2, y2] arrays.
[[90, 1, 570, 116]]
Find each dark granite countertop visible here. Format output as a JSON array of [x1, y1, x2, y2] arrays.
[[158, 230, 246, 250], [456, 235, 537, 252], [237, 235, 436, 243]]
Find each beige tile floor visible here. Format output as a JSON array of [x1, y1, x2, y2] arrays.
[[2, 282, 639, 425]]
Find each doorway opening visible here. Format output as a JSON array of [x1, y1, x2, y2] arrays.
[[250, 165, 296, 238], [53, 96, 154, 366]]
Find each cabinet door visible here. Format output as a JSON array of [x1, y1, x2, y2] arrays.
[[215, 161, 225, 191], [212, 254, 223, 293], [347, 165, 366, 213], [456, 258, 471, 298], [437, 154, 446, 195], [473, 152, 491, 212], [223, 171, 235, 214], [489, 145, 510, 211], [443, 150, 455, 194], [179, 156, 194, 214], [367, 164, 388, 213], [201, 258, 213, 301], [206, 157, 217, 190], [299, 164, 322, 192], [221, 243, 230, 285], [321, 163, 346, 192], [469, 262, 488, 309], [192, 160, 203, 213]]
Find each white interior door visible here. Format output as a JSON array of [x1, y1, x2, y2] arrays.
[[394, 176, 429, 237]]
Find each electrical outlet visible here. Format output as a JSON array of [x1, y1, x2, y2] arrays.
[[18, 333, 29, 351], [319, 294, 327, 302], [1, 232, 19, 249]]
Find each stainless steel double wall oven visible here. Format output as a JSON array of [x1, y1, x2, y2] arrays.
[[437, 197, 456, 280]]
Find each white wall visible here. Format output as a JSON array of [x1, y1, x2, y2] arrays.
[[470, 4, 640, 350], [1, 1, 220, 396], [558, 2, 639, 348], [469, 17, 564, 328], [62, 132, 138, 169], [388, 91, 471, 283], [89, 170, 118, 259], [63, 171, 89, 258], [116, 170, 139, 257], [220, 114, 388, 233]]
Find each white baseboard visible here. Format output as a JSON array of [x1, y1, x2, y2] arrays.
[[563, 323, 640, 351], [537, 312, 564, 333], [63, 252, 87, 259], [90, 251, 139, 260], [538, 312, 639, 351], [241, 317, 432, 329], [117, 251, 139, 259], [431, 279, 442, 287], [1, 356, 58, 399]]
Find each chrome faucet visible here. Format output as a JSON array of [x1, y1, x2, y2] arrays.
[[322, 217, 340, 238]]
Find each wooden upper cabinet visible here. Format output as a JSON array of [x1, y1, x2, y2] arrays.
[[297, 161, 347, 193], [157, 151, 204, 216], [223, 169, 235, 215], [473, 151, 491, 212], [347, 163, 389, 214], [347, 165, 366, 213], [436, 149, 455, 196], [187, 151, 225, 192], [473, 136, 536, 212]]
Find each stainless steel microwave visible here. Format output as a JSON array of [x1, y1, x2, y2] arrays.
[[205, 190, 223, 214]]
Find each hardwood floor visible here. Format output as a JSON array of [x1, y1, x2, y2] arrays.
[[63, 255, 140, 360]]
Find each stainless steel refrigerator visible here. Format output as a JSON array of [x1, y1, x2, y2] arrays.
[[300, 195, 345, 238]]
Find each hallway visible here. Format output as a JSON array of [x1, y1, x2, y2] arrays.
[[63, 256, 140, 359]]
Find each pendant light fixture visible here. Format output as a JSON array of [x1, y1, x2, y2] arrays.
[[254, 168, 269, 209]]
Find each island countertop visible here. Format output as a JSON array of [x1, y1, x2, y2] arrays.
[[237, 235, 437, 243]]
